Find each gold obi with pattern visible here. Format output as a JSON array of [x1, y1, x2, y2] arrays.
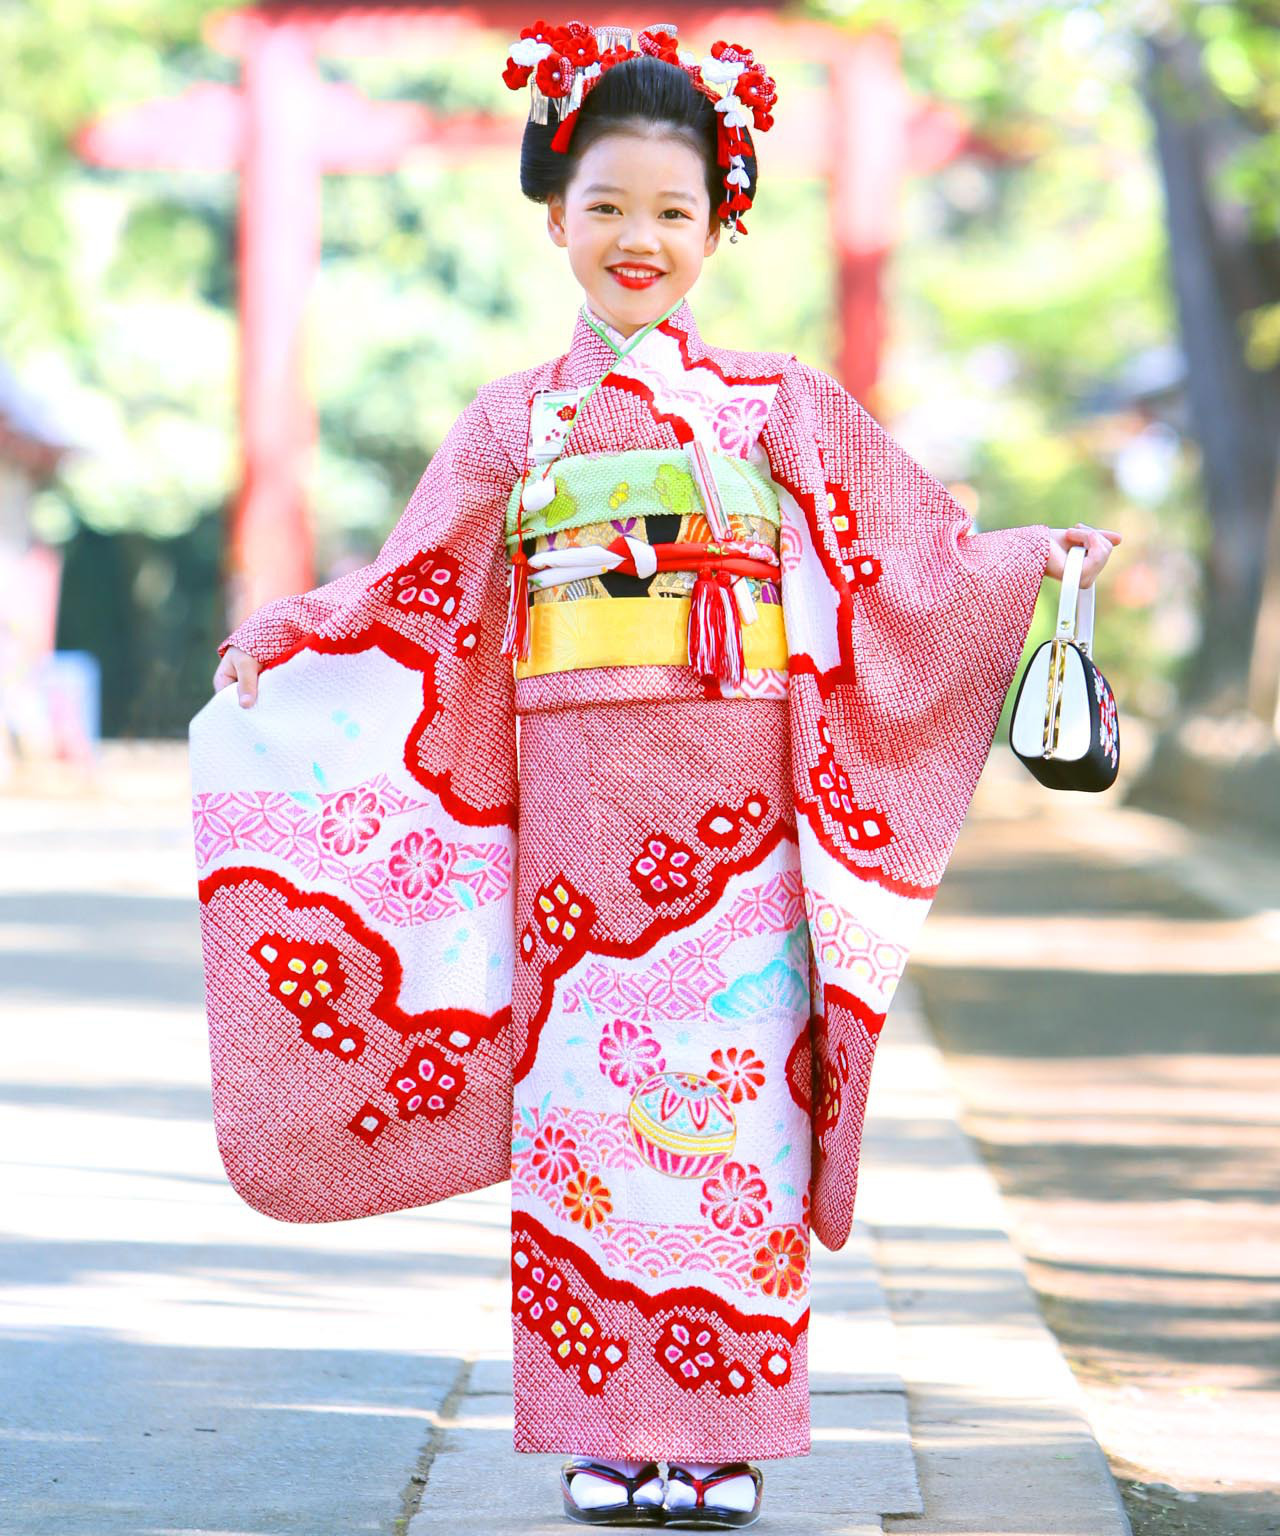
[[503, 448, 786, 679]]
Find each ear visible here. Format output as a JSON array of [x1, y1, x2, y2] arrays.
[[546, 194, 568, 249], [704, 220, 721, 257]]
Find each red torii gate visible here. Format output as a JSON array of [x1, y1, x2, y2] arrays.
[[77, 3, 994, 624]]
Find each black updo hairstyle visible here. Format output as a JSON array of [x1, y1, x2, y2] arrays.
[[519, 52, 759, 231]]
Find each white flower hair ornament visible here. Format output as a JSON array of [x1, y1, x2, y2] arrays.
[[502, 18, 778, 242]]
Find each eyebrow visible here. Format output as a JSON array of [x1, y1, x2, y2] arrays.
[[580, 183, 698, 201]]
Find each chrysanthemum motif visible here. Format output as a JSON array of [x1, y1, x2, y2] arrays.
[[750, 1227, 807, 1299], [706, 1045, 767, 1102], [530, 1122, 581, 1185], [563, 1168, 613, 1229], [598, 1017, 666, 1089]]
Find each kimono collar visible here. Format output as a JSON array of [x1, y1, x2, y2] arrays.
[[566, 295, 705, 381]]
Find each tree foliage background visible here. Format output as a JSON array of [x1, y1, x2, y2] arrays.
[[3, 0, 1277, 736]]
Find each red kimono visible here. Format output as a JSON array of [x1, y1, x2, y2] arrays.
[[189, 297, 1049, 1459]]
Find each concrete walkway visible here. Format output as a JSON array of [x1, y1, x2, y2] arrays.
[[0, 743, 1131, 1534]]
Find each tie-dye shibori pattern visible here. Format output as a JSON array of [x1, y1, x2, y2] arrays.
[[189, 294, 1050, 1459], [509, 690, 813, 1458]]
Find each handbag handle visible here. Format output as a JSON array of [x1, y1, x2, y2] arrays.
[[1054, 540, 1095, 656]]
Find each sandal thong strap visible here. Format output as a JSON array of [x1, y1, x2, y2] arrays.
[[563, 1458, 664, 1504], [666, 1462, 761, 1509]]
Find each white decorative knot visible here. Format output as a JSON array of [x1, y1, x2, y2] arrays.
[[713, 95, 751, 129], [700, 55, 745, 85], [726, 166, 750, 187], [510, 37, 554, 67]]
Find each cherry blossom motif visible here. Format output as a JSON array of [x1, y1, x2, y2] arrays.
[[511, 1244, 629, 1394], [533, 875, 594, 949], [563, 1168, 613, 1229], [706, 1045, 767, 1103], [711, 395, 770, 459], [699, 1160, 772, 1234], [598, 1017, 666, 1089], [376, 548, 462, 620], [317, 788, 383, 857], [387, 1039, 464, 1120], [530, 1123, 582, 1185], [511, 1244, 566, 1327], [251, 935, 365, 1060], [387, 827, 447, 900], [630, 833, 700, 905], [750, 1227, 807, 1299], [655, 1317, 725, 1388]]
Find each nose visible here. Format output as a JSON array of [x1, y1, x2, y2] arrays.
[[616, 216, 663, 254]]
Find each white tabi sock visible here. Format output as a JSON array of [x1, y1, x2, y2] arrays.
[[665, 1460, 758, 1512], [564, 1455, 663, 1508]]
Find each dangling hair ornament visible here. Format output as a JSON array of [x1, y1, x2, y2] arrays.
[[501, 18, 778, 242]]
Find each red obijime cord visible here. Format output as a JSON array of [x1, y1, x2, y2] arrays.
[[500, 437, 533, 662]]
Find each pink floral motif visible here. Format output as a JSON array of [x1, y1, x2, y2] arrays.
[[387, 828, 447, 900], [530, 1123, 582, 1185], [699, 1160, 772, 1234], [598, 1017, 666, 1088], [318, 788, 383, 857], [711, 395, 769, 459], [630, 833, 699, 905]]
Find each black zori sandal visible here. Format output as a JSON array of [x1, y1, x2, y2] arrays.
[[662, 1462, 764, 1530], [559, 1458, 667, 1526]]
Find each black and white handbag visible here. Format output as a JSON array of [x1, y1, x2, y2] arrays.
[[1008, 541, 1120, 791]]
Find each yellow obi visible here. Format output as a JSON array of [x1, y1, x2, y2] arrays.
[[505, 448, 787, 680]]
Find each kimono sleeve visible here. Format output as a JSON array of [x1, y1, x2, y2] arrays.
[[771, 359, 1051, 1253], [188, 389, 521, 1225]]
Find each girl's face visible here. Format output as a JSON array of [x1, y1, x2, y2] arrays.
[[547, 129, 720, 337]]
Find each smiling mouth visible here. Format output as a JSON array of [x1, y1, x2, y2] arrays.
[[608, 265, 666, 277]]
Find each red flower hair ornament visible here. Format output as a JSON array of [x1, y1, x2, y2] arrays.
[[502, 19, 778, 242]]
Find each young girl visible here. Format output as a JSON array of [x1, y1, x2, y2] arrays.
[[201, 19, 1117, 1531]]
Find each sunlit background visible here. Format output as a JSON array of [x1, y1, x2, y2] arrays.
[[2, 5, 1278, 1534]]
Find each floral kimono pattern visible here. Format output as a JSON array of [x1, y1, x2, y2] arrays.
[[189, 297, 1049, 1461]]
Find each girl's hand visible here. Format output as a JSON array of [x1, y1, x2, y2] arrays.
[[212, 645, 261, 708], [1047, 522, 1122, 588]]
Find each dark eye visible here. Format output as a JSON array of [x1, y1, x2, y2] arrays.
[[588, 203, 619, 214], [664, 209, 691, 219]]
